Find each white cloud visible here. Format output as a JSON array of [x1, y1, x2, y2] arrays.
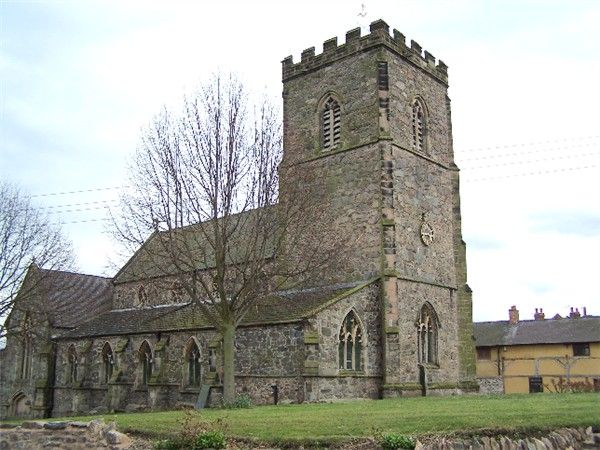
[[2, 0, 599, 320]]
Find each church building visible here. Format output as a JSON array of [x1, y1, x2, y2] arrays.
[[0, 19, 478, 419]]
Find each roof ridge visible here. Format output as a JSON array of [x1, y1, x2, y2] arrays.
[[40, 268, 112, 280]]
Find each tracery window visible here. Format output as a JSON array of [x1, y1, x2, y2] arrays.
[[67, 345, 78, 384], [322, 96, 341, 151], [101, 342, 114, 384], [139, 340, 153, 386], [417, 303, 439, 365], [338, 311, 363, 371], [20, 314, 33, 380], [412, 98, 427, 152], [185, 339, 202, 387]]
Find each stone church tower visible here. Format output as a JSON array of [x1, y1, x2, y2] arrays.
[[280, 19, 477, 395]]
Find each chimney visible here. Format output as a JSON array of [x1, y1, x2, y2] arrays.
[[534, 308, 545, 321], [570, 307, 581, 319], [508, 305, 519, 324]]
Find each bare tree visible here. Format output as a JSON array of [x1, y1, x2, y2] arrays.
[[0, 181, 76, 334], [113, 75, 341, 402]]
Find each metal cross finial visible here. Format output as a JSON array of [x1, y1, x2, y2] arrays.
[[358, 3, 367, 18]]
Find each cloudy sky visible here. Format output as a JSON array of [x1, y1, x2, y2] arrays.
[[1, 0, 599, 322]]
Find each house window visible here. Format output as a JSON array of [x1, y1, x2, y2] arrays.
[[573, 343, 590, 357], [186, 339, 202, 387], [322, 96, 341, 151], [338, 311, 363, 371], [101, 343, 114, 384], [412, 98, 427, 152], [529, 376, 543, 393], [20, 314, 32, 380], [67, 345, 78, 384], [139, 341, 153, 386], [477, 347, 491, 360], [417, 303, 439, 365]]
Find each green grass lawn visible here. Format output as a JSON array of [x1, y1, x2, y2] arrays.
[[6, 393, 600, 443]]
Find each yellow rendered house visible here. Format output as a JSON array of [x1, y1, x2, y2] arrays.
[[474, 306, 600, 394]]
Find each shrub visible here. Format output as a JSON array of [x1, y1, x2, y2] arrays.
[[222, 393, 253, 409], [154, 410, 229, 450], [193, 431, 226, 449], [379, 433, 416, 450], [548, 377, 598, 393]]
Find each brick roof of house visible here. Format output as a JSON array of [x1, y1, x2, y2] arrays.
[[473, 316, 600, 347], [37, 268, 114, 329], [58, 279, 377, 339]]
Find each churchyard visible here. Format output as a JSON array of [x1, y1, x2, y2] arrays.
[[3, 393, 597, 446]]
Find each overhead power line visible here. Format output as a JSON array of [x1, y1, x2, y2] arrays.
[[463, 164, 598, 182], [458, 142, 598, 162], [38, 199, 119, 211], [28, 137, 599, 199], [461, 150, 600, 170], [457, 135, 599, 154], [31, 186, 125, 198]]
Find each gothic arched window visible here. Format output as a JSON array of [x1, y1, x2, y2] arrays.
[[185, 338, 202, 387], [20, 314, 32, 380], [417, 303, 439, 365], [412, 98, 427, 153], [139, 340, 153, 386], [338, 311, 363, 371], [101, 342, 114, 384], [67, 345, 78, 384], [322, 96, 341, 151]]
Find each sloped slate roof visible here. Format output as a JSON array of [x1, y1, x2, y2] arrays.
[[114, 207, 277, 284], [59, 280, 375, 339], [39, 269, 113, 329], [473, 316, 600, 347]]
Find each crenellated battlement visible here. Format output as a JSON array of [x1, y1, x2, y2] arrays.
[[282, 19, 448, 84]]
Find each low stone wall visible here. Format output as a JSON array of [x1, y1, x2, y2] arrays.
[[414, 427, 600, 450], [0, 419, 131, 449], [477, 376, 504, 395]]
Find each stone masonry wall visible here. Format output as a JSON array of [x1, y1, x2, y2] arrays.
[[392, 146, 456, 287], [113, 275, 189, 310], [478, 376, 504, 394], [387, 50, 453, 166], [304, 283, 383, 401], [0, 309, 54, 420], [52, 322, 305, 414], [280, 45, 385, 285], [387, 280, 459, 387]]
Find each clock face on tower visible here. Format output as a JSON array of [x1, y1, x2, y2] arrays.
[[420, 214, 434, 246]]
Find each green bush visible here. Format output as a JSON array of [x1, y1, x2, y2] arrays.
[[379, 433, 416, 450], [153, 410, 228, 449], [222, 393, 253, 409], [193, 431, 226, 449], [154, 431, 226, 450], [153, 436, 189, 450]]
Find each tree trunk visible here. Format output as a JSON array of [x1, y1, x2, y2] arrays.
[[221, 321, 236, 404]]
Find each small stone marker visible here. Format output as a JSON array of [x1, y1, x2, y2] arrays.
[[195, 384, 211, 409]]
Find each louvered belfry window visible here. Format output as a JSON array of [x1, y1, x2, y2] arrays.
[[412, 99, 426, 152], [322, 97, 341, 150]]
